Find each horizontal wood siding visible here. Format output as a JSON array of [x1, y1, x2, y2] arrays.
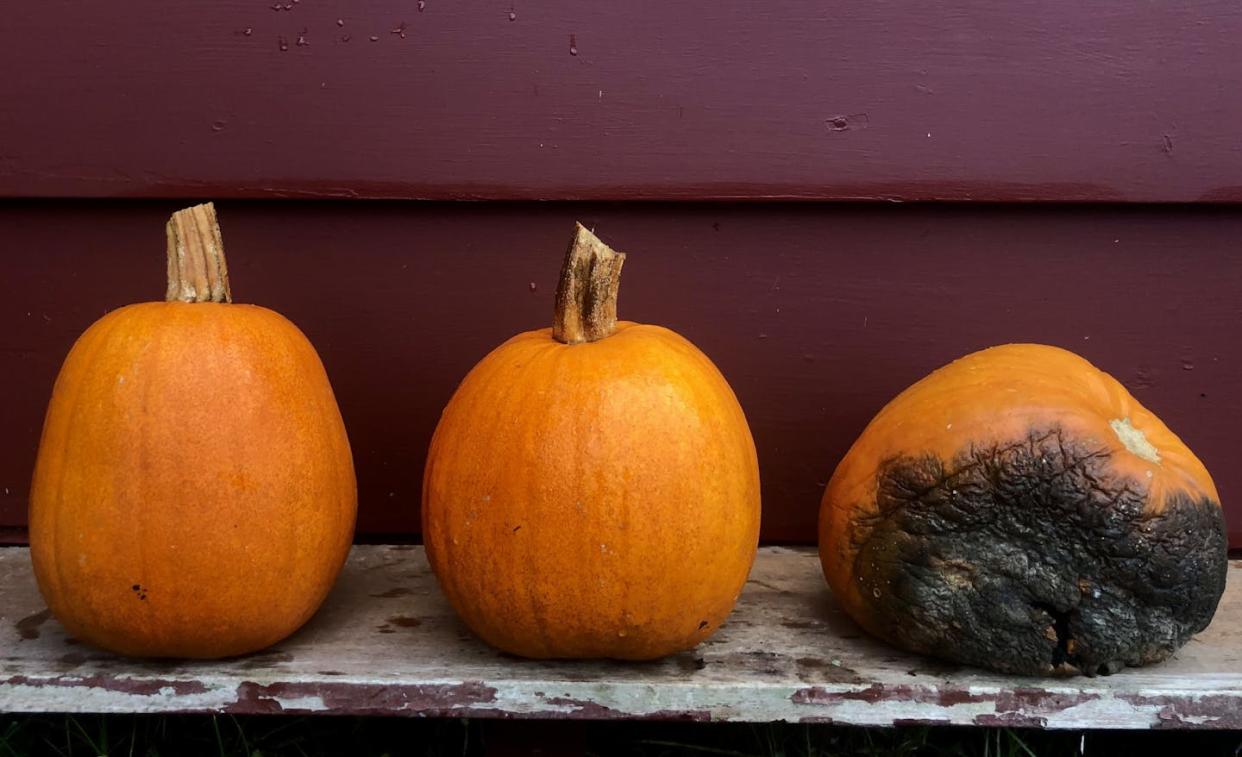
[[2, 201, 1239, 545], [2, 2, 1242, 201]]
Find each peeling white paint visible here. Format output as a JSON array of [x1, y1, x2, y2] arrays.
[[270, 694, 330, 712], [0, 681, 240, 713]]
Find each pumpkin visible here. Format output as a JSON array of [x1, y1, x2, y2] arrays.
[[29, 203, 356, 658], [422, 224, 761, 659], [819, 343, 1226, 676]]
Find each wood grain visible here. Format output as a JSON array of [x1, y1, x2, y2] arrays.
[[3, 546, 1241, 727], [2, 2, 1241, 201], [2, 201, 1240, 545]]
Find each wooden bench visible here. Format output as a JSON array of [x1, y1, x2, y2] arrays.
[[3, 546, 1239, 728]]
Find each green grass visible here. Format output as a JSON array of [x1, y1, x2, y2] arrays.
[[0, 717, 1238, 757]]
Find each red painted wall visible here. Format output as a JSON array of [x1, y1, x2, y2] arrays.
[[2, 2, 1242, 201], [3, 201, 1240, 546]]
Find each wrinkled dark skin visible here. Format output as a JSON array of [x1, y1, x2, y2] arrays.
[[851, 428, 1227, 676]]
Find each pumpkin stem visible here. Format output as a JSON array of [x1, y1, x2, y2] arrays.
[[552, 223, 626, 344], [165, 202, 232, 303]]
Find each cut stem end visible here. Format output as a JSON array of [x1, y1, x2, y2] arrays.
[[552, 223, 625, 344], [165, 202, 231, 303]]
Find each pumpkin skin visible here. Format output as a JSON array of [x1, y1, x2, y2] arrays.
[[423, 227, 760, 660], [820, 343, 1226, 676], [29, 206, 356, 658]]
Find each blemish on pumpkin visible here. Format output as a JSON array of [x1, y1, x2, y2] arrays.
[[16, 608, 53, 640], [1110, 417, 1161, 464], [852, 427, 1225, 675], [1035, 603, 1075, 667], [697, 620, 709, 630]]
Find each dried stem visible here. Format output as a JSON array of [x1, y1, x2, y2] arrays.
[[165, 202, 231, 303], [552, 223, 625, 344]]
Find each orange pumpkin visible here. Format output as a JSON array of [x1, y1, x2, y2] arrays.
[[423, 224, 760, 659], [820, 343, 1226, 676], [29, 203, 356, 658]]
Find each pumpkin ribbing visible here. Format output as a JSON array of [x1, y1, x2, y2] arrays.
[[423, 223, 760, 660], [29, 203, 356, 659]]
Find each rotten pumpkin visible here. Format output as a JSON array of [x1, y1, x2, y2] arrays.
[[29, 203, 357, 658], [819, 343, 1227, 676], [422, 224, 761, 659]]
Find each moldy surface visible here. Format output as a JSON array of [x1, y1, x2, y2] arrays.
[[852, 428, 1227, 676]]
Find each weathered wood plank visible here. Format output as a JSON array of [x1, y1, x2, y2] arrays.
[[2, 546, 1240, 727], [2, 2, 1242, 202]]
